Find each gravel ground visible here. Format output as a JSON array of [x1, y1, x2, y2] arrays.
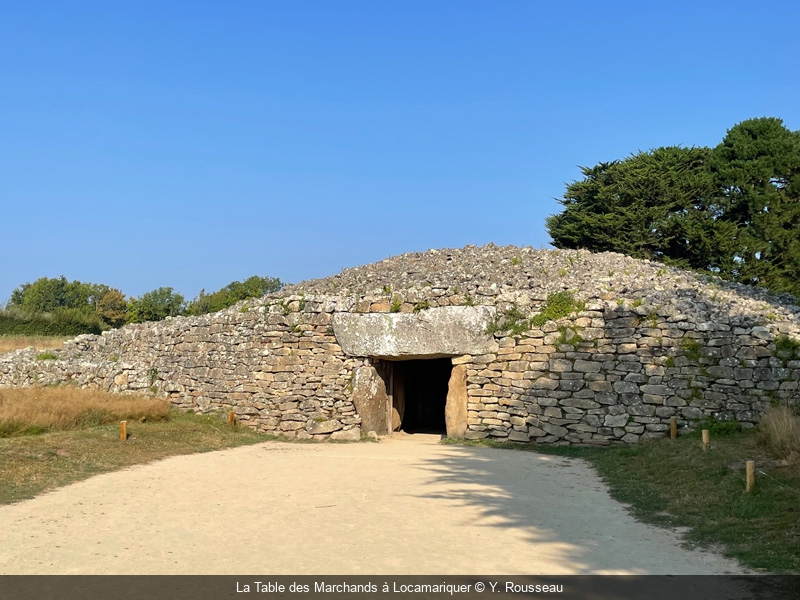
[[0, 434, 750, 575]]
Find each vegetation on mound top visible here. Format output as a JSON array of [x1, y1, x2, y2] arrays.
[[531, 291, 584, 327], [485, 292, 586, 337]]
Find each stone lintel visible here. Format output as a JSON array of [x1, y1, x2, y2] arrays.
[[332, 306, 498, 359]]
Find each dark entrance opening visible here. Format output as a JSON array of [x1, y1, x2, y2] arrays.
[[392, 358, 452, 434]]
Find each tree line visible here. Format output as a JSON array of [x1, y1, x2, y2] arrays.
[[546, 117, 800, 297], [1, 275, 283, 336]]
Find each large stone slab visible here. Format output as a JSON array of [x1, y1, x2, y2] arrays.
[[445, 364, 468, 438], [332, 306, 498, 359], [351, 366, 389, 435]]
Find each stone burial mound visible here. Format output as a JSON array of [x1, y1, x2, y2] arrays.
[[2, 244, 799, 445]]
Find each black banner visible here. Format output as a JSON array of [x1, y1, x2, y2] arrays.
[[1, 576, 798, 600]]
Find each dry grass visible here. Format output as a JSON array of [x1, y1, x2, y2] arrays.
[[758, 406, 800, 463], [0, 335, 70, 353], [0, 386, 169, 437]]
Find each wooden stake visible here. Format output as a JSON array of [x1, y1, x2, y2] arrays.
[[670, 417, 677, 440], [120, 420, 127, 441], [746, 460, 755, 492], [702, 429, 710, 451], [228, 411, 235, 427]]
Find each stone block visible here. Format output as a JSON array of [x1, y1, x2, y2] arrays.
[[308, 419, 343, 434], [508, 430, 530, 442], [549, 359, 573, 372], [613, 381, 639, 394], [542, 423, 568, 437], [559, 379, 585, 392], [561, 397, 600, 409], [330, 427, 361, 441], [604, 414, 629, 427], [574, 359, 601, 373], [533, 377, 559, 390]]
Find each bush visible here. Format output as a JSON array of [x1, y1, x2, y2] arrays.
[[693, 416, 742, 436], [126, 287, 186, 323], [758, 406, 800, 462], [0, 306, 103, 336], [187, 276, 283, 316]]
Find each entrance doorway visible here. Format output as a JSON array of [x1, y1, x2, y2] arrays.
[[391, 358, 453, 434]]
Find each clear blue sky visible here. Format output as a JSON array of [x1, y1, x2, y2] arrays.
[[2, 1, 798, 303]]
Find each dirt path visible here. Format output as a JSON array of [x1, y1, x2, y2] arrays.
[[0, 435, 749, 575]]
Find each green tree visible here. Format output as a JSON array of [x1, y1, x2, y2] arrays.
[[96, 289, 128, 327], [126, 287, 186, 323], [546, 147, 735, 271], [546, 117, 800, 297], [9, 276, 102, 314], [710, 117, 800, 294], [187, 275, 283, 315]]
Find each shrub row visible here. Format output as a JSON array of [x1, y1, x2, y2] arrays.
[[0, 309, 103, 336]]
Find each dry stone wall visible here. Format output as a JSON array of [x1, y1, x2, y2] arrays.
[[459, 301, 800, 444], [2, 244, 799, 445], [0, 296, 370, 440]]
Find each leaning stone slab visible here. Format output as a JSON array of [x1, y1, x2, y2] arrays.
[[332, 306, 498, 358], [351, 366, 389, 435]]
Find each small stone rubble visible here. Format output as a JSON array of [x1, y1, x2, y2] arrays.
[[1, 244, 798, 444]]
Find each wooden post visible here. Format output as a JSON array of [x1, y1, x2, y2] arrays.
[[228, 411, 235, 427], [746, 460, 755, 492], [670, 417, 677, 440], [119, 420, 127, 441], [702, 429, 710, 451]]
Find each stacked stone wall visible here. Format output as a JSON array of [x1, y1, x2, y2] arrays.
[[0, 296, 367, 440], [460, 301, 800, 445], [2, 244, 800, 445]]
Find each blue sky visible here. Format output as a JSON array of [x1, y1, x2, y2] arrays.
[[1, 1, 798, 303]]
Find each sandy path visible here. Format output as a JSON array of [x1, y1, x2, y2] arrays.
[[0, 434, 748, 575]]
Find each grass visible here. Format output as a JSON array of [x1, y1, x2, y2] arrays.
[[0, 335, 70, 354], [444, 430, 800, 573], [775, 334, 800, 357], [485, 305, 531, 336], [758, 406, 800, 463], [0, 409, 273, 505], [531, 291, 584, 327], [0, 386, 170, 437], [0, 386, 370, 505], [680, 337, 704, 361]]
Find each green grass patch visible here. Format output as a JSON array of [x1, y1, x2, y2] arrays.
[[531, 291, 584, 327], [35, 352, 59, 361], [413, 301, 430, 312], [443, 433, 800, 573], [485, 306, 531, 336], [0, 410, 276, 505], [680, 337, 704, 361], [775, 334, 800, 357]]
